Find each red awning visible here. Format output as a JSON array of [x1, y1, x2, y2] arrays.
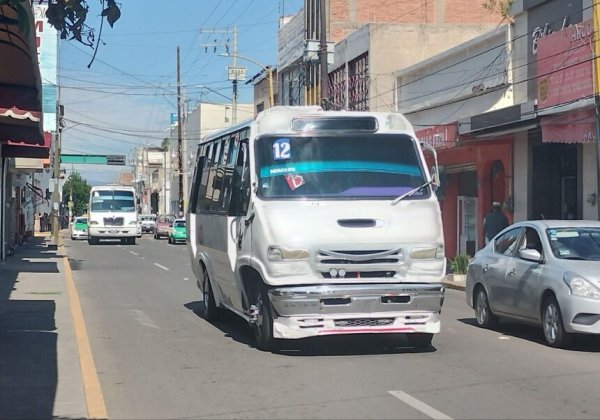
[[0, 3, 44, 144], [2, 131, 51, 158], [540, 108, 596, 144]]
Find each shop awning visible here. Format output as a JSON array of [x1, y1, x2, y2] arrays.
[[0, 3, 43, 144], [540, 108, 596, 144], [2, 131, 52, 159]]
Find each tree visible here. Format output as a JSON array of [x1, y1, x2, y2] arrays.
[[482, 0, 514, 21], [0, 0, 121, 66], [160, 137, 170, 151], [62, 172, 91, 217]]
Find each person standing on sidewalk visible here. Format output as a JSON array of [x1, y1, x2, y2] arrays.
[[483, 201, 509, 244]]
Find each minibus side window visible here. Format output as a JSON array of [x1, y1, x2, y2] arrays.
[[197, 143, 214, 214], [228, 141, 250, 216], [189, 154, 206, 213]]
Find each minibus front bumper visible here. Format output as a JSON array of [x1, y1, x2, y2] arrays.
[[268, 283, 444, 339]]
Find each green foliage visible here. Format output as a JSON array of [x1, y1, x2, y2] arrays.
[[482, 0, 514, 19], [61, 172, 91, 217], [161, 138, 170, 151], [449, 254, 470, 275]]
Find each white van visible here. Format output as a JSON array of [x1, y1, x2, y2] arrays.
[[87, 185, 138, 245], [187, 106, 445, 351]]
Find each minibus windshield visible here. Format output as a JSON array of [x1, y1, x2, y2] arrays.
[[91, 190, 136, 212], [256, 134, 427, 199]]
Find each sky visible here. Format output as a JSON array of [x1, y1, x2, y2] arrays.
[[58, 0, 304, 185]]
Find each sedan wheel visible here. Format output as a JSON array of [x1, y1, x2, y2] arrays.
[[474, 288, 498, 328], [542, 297, 571, 348]]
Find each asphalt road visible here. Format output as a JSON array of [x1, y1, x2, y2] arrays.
[[65, 235, 600, 419]]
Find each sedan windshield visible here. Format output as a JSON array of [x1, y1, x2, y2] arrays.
[[256, 134, 427, 199], [546, 227, 600, 260]]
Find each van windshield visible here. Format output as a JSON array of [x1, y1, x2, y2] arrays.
[[256, 134, 427, 199], [91, 190, 136, 212]]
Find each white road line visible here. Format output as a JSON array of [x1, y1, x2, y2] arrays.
[[183, 277, 189, 281], [153, 263, 170, 271], [129, 251, 139, 256], [388, 391, 452, 420]]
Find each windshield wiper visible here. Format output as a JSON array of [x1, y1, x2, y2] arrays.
[[391, 181, 432, 206]]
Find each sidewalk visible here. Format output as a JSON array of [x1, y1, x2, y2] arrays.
[[442, 274, 466, 291], [0, 232, 87, 419]]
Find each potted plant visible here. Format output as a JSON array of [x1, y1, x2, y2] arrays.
[[449, 254, 470, 282]]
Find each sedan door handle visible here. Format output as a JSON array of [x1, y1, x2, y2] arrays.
[[482, 264, 489, 273], [507, 268, 516, 276]]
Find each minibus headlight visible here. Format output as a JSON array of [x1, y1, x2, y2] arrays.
[[89, 220, 98, 225], [129, 221, 138, 225], [411, 245, 444, 259], [267, 246, 309, 261]]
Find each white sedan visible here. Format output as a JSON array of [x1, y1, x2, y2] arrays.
[[466, 220, 600, 348]]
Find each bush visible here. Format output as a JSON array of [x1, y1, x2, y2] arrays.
[[449, 254, 470, 274]]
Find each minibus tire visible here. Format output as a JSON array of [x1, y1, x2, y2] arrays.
[[253, 284, 276, 352], [201, 270, 219, 322]]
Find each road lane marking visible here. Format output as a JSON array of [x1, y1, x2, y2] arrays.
[[183, 277, 189, 281], [129, 309, 160, 329], [62, 248, 107, 419], [129, 251, 139, 256], [154, 263, 170, 271], [388, 391, 452, 420]]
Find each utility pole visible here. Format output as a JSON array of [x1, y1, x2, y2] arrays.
[[177, 46, 184, 217], [201, 27, 240, 124], [319, 0, 329, 108], [51, 102, 63, 248], [232, 26, 238, 124]]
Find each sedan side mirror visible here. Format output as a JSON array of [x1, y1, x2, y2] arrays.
[[519, 248, 542, 262]]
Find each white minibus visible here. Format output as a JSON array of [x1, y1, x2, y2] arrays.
[[87, 185, 138, 245], [187, 106, 445, 351]]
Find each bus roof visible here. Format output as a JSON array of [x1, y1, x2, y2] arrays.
[[200, 106, 416, 144], [90, 185, 136, 191]]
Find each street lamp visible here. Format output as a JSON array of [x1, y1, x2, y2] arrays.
[[218, 53, 274, 108]]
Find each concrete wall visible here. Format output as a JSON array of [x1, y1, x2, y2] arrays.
[[512, 131, 528, 222], [395, 26, 512, 126]]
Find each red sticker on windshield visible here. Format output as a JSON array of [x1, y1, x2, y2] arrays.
[[285, 174, 305, 190]]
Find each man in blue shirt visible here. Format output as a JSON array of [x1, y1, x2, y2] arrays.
[[484, 201, 509, 244]]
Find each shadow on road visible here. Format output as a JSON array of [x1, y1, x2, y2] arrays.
[[185, 300, 437, 356], [0, 237, 59, 419], [458, 317, 600, 352]]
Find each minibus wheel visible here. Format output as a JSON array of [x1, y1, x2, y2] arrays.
[[252, 284, 275, 352], [201, 269, 219, 322]]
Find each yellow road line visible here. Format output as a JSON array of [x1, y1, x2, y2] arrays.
[[61, 241, 108, 419]]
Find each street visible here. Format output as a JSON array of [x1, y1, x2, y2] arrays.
[[64, 235, 600, 419]]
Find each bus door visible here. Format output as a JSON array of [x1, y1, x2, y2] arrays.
[[226, 140, 252, 312]]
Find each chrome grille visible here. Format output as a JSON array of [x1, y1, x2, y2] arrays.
[[103, 217, 124, 226], [318, 248, 402, 264], [334, 318, 394, 328]]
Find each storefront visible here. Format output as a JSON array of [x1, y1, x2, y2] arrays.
[[0, 3, 44, 260]]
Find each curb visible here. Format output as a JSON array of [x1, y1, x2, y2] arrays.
[[442, 281, 466, 291]]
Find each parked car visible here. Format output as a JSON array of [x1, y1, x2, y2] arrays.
[[136, 220, 142, 238], [71, 217, 88, 240], [154, 215, 174, 239], [140, 214, 156, 233], [466, 220, 600, 348], [168, 219, 187, 244]]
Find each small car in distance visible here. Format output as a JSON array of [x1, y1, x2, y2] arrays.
[[466, 220, 600, 348], [168, 219, 187, 244], [154, 214, 174, 239], [71, 217, 88, 240], [140, 214, 156, 233]]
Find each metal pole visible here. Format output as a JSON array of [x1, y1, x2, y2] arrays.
[[177, 46, 184, 217], [268, 67, 274, 107], [232, 26, 238, 124], [51, 104, 62, 246], [594, 1, 600, 220], [319, 0, 328, 108]]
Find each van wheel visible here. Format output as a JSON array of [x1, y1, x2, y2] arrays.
[[252, 283, 276, 352], [406, 333, 433, 349], [542, 296, 571, 348], [201, 269, 219, 322]]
